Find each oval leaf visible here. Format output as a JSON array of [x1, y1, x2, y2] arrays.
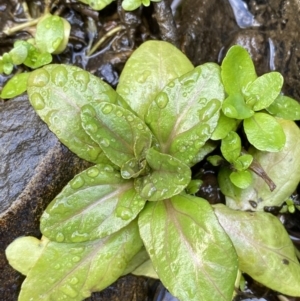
[[134, 148, 191, 201], [81, 102, 152, 168], [244, 112, 286, 152], [117, 40, 194, 119], [17, 222, 143, 301], [0, 72, 30, 99], [41, 164, 146, 242], [146, 63, 224, 165], [222, 93, 254, 119], [244, 72, 283, 111], [138, 195, 238, 301], [27, 64, 122, 163], [266, 94, 300, 120], [221, 45, 257, 95], [219, 119, 300, 211], [220, 131, 241, 163], [214, 204, 300, 296], [229, 170, 252, 189], [211, 111, 239, 140]]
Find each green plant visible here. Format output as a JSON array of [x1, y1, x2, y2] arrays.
[[0, 13, 70, 99], [5, 41, 300, 301]]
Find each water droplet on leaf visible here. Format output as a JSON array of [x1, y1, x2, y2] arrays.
[[100, 138, 110, 147], [155, 92, 169, 109], [87, 166, 100, 178], [116, 206, 133, 220], [30, 69, 50, 87], [59, 284, 78, 298], [56, 232, 65, 242], [30, 93, 45, 110], [102, 104, 113, 114], [72, 256, 81, 262], [70, 176, 85, 189], [51, 65, 68, 87]]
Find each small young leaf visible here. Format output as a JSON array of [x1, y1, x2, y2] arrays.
[[18, 222, 143, 301], [27, 64, 122, 164], [2, 53, 14, 75], [9, 41, 28, 64], [134, 148, 191, 201], [0, 72, 30, 99], [35, 14, 65, 54], [78, 0, 114, 10], [146, 63, 224, 165], [221, 45, 257, 95], [211, 111, 239, 140], [41, 164, 146, 242], [229, 170, 252, 189], [244, 72, 283, 110], [244, 112, 285, 152], [222, 93, 254, 119], [81, 102, 152, 168], [220, 131, 241, 163], [266, 94, 300, 120], [117, 40, 194, 119], [5, 236, 49, 276], [214, 204, 300, 296], [219, 119, 300, 211], [233, 154, 253, 171], [23, 46, 52, 69], [138, 195, 238, 301]]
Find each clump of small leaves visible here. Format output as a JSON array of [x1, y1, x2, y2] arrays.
[[0, 13, 70, 99], [5, 41, 300, 301]]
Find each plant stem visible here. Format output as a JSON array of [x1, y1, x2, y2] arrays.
[[4, 18, 42, 36], [87, 25, 125, 56]]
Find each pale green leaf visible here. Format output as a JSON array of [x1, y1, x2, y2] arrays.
[[244, 72, 283, 111], [27, 64, 123, 164], [18, 222, 143, 301], [220, 131, 241, 163], [244, 112, 286, 152], [117, 40, 194, 119], [146, 63, 224, 165], [0, 72, 30, 99], [41, 164, 146, 242], [138, 195, 238, 301], [131, 259, 158, 279], [221, 45, 257, 95], [81, 102, 152, 168], [214, 204, 300, 296], [229, 170, 252, 189], [266, 95, 300, 120], [134, 148, 191, 201], [9, 41, 28, 64]]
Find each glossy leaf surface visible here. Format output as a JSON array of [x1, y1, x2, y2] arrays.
[[0, 72, 30, 99], [117, 40, 194, 119], [18, 222, 143, 301], [229, 170, 252, 189], [146, 63, 224, 165], [220, 131, 241, 163], [138, 195, 238, 301], [214, 204, 300, 296], [219, 119, 300, 211], [233, 154, 253, 171], [222, 93, 253, 119], [10, 41, 28, 64], [41, 164, 146, 242], [27, 64, 122, 163], [221, 45, 257, 95], [23, 43, 52, 69], [134, 148, 191, 201], [81, 102, 152, 168], [244, 113, 285, 152], [244, 72, 283, 110], [266, 95, 300, 120], [211, 112, 239, 140]]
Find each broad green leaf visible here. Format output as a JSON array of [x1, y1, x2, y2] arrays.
[[23, 43, 52, 69], [221, 45, 257, 95], [146, 63, 224, 165], [117, 40, 193, 119], [219, 119, 300, 211], [220, 131, 241, 163], [134, 148, 191, 201], [6, 236, 49, 276], [41, 164, 146, 242], [121, 247, 150, 275], [27, 64, 123, 164], [244, 72, 283, 110], [214, 204, 300, 296], [222, 93, 254, 119], [211, 111, 239, 140], [81, 102, 152, 168], [9, 41, 28, 64], [35, 14, 65, 54], [18, 222, 143, 301], [266, 95, 300, 120], [77, 0, 114, 10], [0, 72, 30, 99], [229, 170, 252, 189], [233, 154, 253, 171], [138, 195, 238, 301], [244, 112, 285, 152]]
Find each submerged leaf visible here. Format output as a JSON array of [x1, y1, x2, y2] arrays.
[[81, 102, 152, 168], [214, 204, 300, 296], [27, 64, 124, 163], [138, 195, 238, 301], [146, 63, 224, 165], [18, 222, 143, 301], [41, 164, 146, 242], [134, 148, 191, 201], [117, 40, 194, 119]]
